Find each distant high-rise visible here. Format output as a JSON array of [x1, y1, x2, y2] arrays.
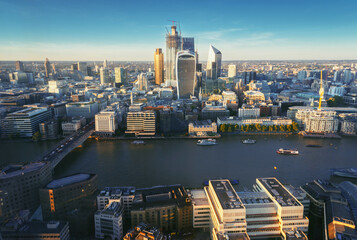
[[166, 23, 182, 81], [44, 58, 51, 78], [176, 50, 196, 99], [78, 62, 88, 76], [228, 64, 237, 78], [71, 63, 78, 71], [103, 59, 108, 68], [137, 73, 148, 91], [182, 37, 195, 53], [206, 45, 222, 79], [100, 67, 110, 85], [114, 67, 127, 85], [51, 63, 56, 74], [15, 61, 24, 71], [154, 48, 164, 85]]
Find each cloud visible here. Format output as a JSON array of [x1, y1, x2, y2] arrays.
[[194, 28, 246, 41]]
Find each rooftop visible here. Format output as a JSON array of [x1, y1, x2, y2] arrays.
[[257, 178, 301, 207], [99, 186, 136, 197], [210, 179, 244, 209], [190, 189, 209, 207], [0, 162, 46, 179], [46, 173, 92, 189], [237, 191, 274, 207]]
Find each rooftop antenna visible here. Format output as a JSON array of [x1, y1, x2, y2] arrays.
[[168, 20, 177, 26]]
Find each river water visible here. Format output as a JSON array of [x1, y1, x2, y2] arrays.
[[1, 136, 356, 189]]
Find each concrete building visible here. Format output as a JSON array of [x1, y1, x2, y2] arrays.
[[204, 179, 247, 240], [182, 37, 195, 52], [328, 86, 345, 97], [39, 120, 59, 140], [126, 111, 156, 136], [1, 221, 70, 240], [217, 116, 292, 127], [61, 120, 81, 136], [1, 107, 52, 137], [0, 162, 52, 222], [154, 48, 164, 85], [302, 110, 339, 133], [201, 106, 230, 121], [78, 62, 88, 76], [340, 113, 357, 135], [238, 104, 260, 118], [66, 101, 98, 119], [189, 189, 210, 230], [48, 80, 67, 96], [130, 185, 193, 233], [244, 91, 265, 104], [188, 120, 217, 136], [39, 173, 98, 221], [95, 201, 124, 240], [228, 64, 237, 79], [95, 104, 121, 136], [176, 50, 196, 99], [136, 73, 148, 91]]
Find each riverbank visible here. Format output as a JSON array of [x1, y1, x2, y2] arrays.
[[93, 134, 221, 141], [299, 131, 342, 139]]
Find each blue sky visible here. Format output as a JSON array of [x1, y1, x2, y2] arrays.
[[0, 0, 356, 61]]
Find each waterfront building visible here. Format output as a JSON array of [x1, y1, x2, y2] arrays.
[[259, 104, 280, 117], [244, 90, 265, 104], [188, 120, 217, 136], [130, 185, 192, 233], [39, 173, 98, 221], [50, 102, 67, 118], [165, 23, 182, 82], [176, 50, 196, 99], [1, 107, 52, 137], [114, 67, 127, 85], [154, 48, 164, 85], [204, 179, 247, 239], [0, 162, 52, 222], [126, 111, 155, 136], [61, 120, 81, 136], [1, 221, 70, 240], [182, 37, 195, 52], [328, 86, 345, 97], [228, 64, 237, 79], [95, 105, 121, 136], [293, 109, 339, 133], [15, 61, 24, 71], [217, 116, 292, 127], [95, 201, 124, 240], [44, 58, 51, 78], [206, 45, 222, 79], [339, 113, 357, 135], [238, 104, 260, 118], [201, 106, 230, 121], [39, 120, 59, 140], [343, 93, 357, 105], [100, 67, 111, 85], [66, 101, 98, 119], [188, 189, 210, 230]]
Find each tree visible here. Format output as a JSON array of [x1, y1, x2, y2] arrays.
[[292, 122, 299, 132], [234, 124, 239, 131], [262, 125, 267, 132], [241, 125, 245, 132], [279, 125, 286, 132], [227, 125, 233, 132], [220, 124, 226, 132], [327, 96, 346, 107], [286, 124, 292, 132], [255, 124, 262, 132], [273, 125, 278, 132], [268, 125, 274, 132]]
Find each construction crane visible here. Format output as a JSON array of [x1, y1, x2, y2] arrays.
[[167, 20, 177, 26]]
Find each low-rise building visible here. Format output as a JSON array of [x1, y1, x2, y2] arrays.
[[126, 111, 156, 136], [201, 106, 230, 121], [188, 120, 217, 136], [339, 113, 357, 135], [238, 104, 260, 118], [189, 189, 210, 230], [124, 222, 170, 240], [217, 116, 292, 127], [244, 90, 265, 104], [61, 121, 81, 136], [95, 201, 124, 240]]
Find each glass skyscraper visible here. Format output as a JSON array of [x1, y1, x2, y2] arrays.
[[176, 50, 196, 99], [206, 45, 222, 79], [166, 24, 181, 82], [182, 37, 195, 53]]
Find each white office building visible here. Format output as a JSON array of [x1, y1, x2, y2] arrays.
[[228, 64, 237, 79], [95, 105, 120, 136], [238, 104, 260, 118], [95, 201, 124, 240], [100, 67, 111, 85], [189, 189, 210, 230]]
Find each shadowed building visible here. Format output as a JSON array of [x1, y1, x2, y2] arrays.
[[176, 50, 196, 99]]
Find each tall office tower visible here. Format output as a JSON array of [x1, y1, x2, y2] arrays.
[[15, 60, 24, 71], [100, 67, 110, 85], [39, 173, 98, 221], [137, 73, 148, 91], [103, 59, 108, 68], [176, 50, 196, 99], [51, 63, 56, 74], [78, 62, 88, 76], [44, 58, 51, 78], [206, 45, 222, 79], [182, 37, 195, 53], [165, 23, 182, 82], [71, 63, 78, 71], [95, 202, 124, 240], [114, 67, 127, 85], [0, 162, 52, 222], [228, 64, 237, 78], [154, 48, 164, 85], [344, 69, 352, 83]]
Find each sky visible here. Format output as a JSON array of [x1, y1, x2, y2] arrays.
[[0, 0, 356, 61]]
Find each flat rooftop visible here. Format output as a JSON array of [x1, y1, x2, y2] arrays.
[[99, 186, 136, 197], [258, 178, 301, 207], [190, 189, 209, 207], [210, 180, 244, 209], [0, 162, 46, 179], [46, 173, 92, 189], [237, 191, 274, 207]]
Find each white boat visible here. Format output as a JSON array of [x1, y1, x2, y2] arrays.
[[276, 148, 299, 155], [242, 139, 256, 144], [197, 139, 217, 146], [132, 140, 145, 145]]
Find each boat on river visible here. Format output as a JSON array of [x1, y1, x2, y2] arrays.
[[197, 139, 217, 146], [276, 148, 299, 155]]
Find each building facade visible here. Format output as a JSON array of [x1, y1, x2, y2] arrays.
[[165, 24, 181, 82], [176, 50, 196, 99], [66, 101, 99, 119], [95, 201, 124, 240], [154, 48, 164, 85], [206, 45, 222, 79], [114, 67, 127, 85], [126, 111, 156, 136]]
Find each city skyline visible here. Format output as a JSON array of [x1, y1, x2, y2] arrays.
[[1, 0, 357, 61]]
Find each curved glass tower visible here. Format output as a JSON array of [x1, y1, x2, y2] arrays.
[[176, 50, 196, 99]]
